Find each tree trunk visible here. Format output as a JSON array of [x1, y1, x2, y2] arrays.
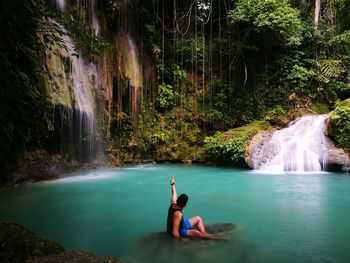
[[314, 0, 321, 28]]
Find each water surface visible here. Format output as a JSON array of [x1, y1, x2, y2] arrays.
[[1, 164, 349, 263]]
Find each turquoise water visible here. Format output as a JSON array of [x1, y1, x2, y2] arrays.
[[1, 164, 350, 263]]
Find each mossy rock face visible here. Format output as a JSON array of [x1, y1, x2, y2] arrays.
[[312, 102, 330, 114], [217, 121, 270, 142], [0, 222, 64, 263]]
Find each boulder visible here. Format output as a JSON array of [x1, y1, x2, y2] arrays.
[[324, 143, 350, 172], [245, 131, 275, 169], [24, 250, 122, 263], [0, 222, 122, 263], [0, 222, 64, 263]]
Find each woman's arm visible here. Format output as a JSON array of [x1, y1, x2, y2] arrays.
[[170, 176, 177, 205]]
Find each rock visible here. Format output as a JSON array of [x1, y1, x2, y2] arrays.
[[136, 223, 237, 249], [245, 131, 275, 169], [24, 250, 122, 263], [324, 142, 350, 172], [13, 150, 80, 185], [0, 222, 123, 263], [0, 222, 64, 263]]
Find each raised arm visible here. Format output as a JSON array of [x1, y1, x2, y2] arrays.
[[170, 176, 177, 205]]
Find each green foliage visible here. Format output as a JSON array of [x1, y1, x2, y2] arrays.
[[137, 104, 204, 161], [316, 60, 346, 84], [265, 105, 288, 125], [204, 121, 270, 163], [330, 100, 350, 152], [58, 12, 113, 59], [277, 53, 316, 95], [329, 31, 350, 45], [0, 0, 54, 180], [204, 133, 245, 162], [312, 103, 330, 114], [157, 83, 177, 109], [334, 0, 350, 32], [228, 0, 304, 46]]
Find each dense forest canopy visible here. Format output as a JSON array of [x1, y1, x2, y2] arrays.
[[1, 0, 350, 182]]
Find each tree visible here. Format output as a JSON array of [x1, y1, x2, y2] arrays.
[[314, 0, 321, 28]]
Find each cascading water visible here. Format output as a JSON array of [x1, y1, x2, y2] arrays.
[[91, 0, 100, 36], [126, 34, 142, 88], [253, 115, 331, 172], [50, 0, 65, 11], [46, 0, 102, 163]]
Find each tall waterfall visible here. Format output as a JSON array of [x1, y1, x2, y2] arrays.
[[253, 115, 331, 172], [46, 0, 102, 162]]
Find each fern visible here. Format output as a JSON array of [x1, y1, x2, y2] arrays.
[[317, 60, 345, 83]]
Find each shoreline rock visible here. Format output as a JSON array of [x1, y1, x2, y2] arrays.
[[0, 222, 64, 263], [0, 222, 122, 263]]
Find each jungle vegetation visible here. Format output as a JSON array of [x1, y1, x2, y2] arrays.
[[1, 0, 350, 181]]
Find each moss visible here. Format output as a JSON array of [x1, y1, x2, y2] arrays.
[[312, 102, 330, 114], [218, 121, 271, 143]]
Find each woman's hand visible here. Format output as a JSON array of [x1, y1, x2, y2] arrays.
[[170, 176, 175, 185]]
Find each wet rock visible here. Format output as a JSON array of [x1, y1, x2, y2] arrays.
[[13, 150, 80, 185], [25, 250, 122, 263], [0, 222, 64, 263], [136, 223, 237, 249]]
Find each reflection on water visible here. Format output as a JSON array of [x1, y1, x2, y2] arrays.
[[0, 164, 350, 263]]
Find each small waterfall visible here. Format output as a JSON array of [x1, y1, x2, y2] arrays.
[[91, 0, 100, 36], [50, 0, 65, 11], [254, 115, 331, 172], [126, 34, 142, 89]]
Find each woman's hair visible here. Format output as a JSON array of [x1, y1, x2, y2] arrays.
[[177, 194, 188, 208]]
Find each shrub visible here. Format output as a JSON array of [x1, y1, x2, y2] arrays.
[[204, 121, 270, 163], [329, 100, 350, 152]]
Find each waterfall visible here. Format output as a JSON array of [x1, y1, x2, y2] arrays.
[[126, 34, 142, 89], [91, 0, 100, 36], [253, 115, 331, 172], [50, 0, 65, 11], [46, 0, 102, 163]]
